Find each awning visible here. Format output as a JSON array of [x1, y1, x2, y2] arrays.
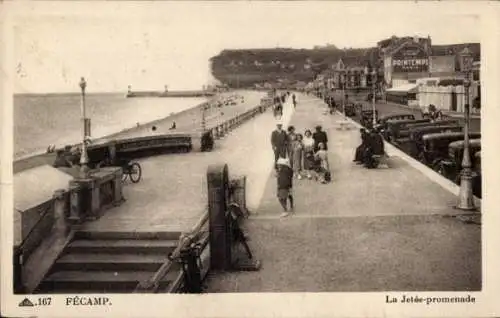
[[386, 83, 419, 94]]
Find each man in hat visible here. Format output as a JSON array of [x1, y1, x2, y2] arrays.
[[312, 125, 328, 152], [276, 157, 294, 217], [271, 123, 288, 171]]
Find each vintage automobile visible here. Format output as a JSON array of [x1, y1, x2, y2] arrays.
[[419, 132, 481, 167], [378, 113, 415, 127], [366, 92, 383, 102], [360, 110, 378, 128], [384, 118, 431, 142], [395, 119, 460, 141], [377, 113, 415, 136], [435, 139, 481, 184], [401, 125, 463, 157], [339, 102, 357, 117]]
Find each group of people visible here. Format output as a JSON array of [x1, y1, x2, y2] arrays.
[[353, 126, 385, 169], [272, 91, 298, 119], [271, 123, 331, 217]]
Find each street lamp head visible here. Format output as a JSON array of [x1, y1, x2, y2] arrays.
[[79, 77, 87, 91]]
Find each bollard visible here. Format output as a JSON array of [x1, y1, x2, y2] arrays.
[[207, 164, 232, 271], [53, 189, 69, 235], [207, 164, 260, 272]]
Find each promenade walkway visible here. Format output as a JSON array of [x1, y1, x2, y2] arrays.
[[80, 95, 296, 233], [205, 94, 481, 292]]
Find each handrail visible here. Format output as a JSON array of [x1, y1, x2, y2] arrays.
[[135, 208, 210, 292]]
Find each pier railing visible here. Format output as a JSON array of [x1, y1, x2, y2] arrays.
[[208, 100, 272, 140]]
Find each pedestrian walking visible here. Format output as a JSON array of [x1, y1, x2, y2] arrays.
[[271, 123, 288, 171], [276, 157, 294, 217], [286, 126, 297, 161], [292, 133, 304, 179], [292, 94, 297, 108], [312, 125, 328, 152], [302, 129, 315, 179]]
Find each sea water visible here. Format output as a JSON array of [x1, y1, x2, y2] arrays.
[[13, 93, 206, 159]]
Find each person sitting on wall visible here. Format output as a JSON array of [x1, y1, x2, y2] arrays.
[[53, 149, 72, 168], [353, 128, 369, 164], [362, 128, 385, 169]]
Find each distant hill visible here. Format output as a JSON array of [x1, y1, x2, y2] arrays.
[[209, 42, 480, 87]]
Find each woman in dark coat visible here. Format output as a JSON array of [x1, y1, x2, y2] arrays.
[[354, 128, 368, 163]]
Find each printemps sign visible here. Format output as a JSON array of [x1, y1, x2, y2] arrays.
[[392, 43, 429, 73]]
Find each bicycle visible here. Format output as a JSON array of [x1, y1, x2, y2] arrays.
[[121, 161, 142, 183]]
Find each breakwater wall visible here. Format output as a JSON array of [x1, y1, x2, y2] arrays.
[[14, 91, 269, 173], [126, 90, 216, 98]]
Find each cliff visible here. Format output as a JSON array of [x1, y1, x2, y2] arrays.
[[209, 42, 480, 87], [209, 47, 378, 87]]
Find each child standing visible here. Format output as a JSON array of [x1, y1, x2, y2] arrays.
[[276, 157, 294, 217], [314, 142, 331, 184], [302, 129, 315, 179]]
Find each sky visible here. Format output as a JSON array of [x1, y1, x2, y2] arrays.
[[8, 1, 481, 93]]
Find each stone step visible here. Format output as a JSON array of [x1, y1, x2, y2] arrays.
[[73, 230, 183, 241], [65, 239, 178, 254], [54, 253, 168, 271], [37, 265, 183, 294], [36, 270, 156, 293]]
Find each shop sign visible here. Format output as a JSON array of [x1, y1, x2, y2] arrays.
[[392, 43, 429, 73]]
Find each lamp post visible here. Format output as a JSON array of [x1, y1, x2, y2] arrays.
[[456, 49, 476, 211], [341, 74, 346, 117], [372, 70, 377, 128], [79, 77, 90, 178], [201, 103, 207, 132]]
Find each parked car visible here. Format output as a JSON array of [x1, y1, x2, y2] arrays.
[[419, 132, 481, 167], [343, 102, 357, 117], [403, 125, 463, 157], [385, 118, 431, 142], [366, 92, 383, 102], [377, 114, 415, 136], [360, 110, 378, 128], [436, 139, 481, 184]]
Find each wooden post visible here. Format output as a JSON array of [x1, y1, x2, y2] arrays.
[[207, 164, 232, 271]]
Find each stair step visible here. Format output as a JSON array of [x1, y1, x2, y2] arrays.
[[37, 270, 153, 293], [54, 253, 168, 271], [74, 231, 183, 241], [37, 265, 184, 294], [65, 239, 178, 254], [45, 270, 153, 282]]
